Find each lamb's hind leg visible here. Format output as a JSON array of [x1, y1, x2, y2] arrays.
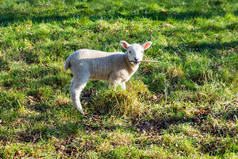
[[70, 73, 89, 114]]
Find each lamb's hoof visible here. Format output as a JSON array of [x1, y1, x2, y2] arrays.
[[76, 107, 84, 115], [79, 110, 84, 115]]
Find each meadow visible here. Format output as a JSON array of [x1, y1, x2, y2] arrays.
[[0, 0, 238, 158]]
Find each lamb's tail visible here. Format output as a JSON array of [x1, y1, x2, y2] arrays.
[[64, 55, 72, 70]]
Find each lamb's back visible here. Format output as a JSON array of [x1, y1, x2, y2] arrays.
[[74, 49, 126, 80]]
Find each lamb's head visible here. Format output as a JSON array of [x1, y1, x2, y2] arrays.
[[120, 40, 152, 64]]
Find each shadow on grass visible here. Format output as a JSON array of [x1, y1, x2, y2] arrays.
[[184, 40, 238, 53], [135, 113, 207, 133], [16, 121, 80, 143], [164, 40, 238, 55], [15, 109, 235, 143], [135, 109, 238, 138], [90, 10, 221, 21], [234, 10, 238, 16], [0, 6, 229, 26], [0, 58, 10, 72], [13, 113, 129, 144]]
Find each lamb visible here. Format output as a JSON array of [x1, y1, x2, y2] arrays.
[[64, 40, 152, 114]]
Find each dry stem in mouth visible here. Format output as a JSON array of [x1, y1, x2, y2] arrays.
[[129, 60, 160, 63], [139, 60, 160, 63]]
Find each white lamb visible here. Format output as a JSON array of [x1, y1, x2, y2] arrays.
[[64, 41, 152, 114]]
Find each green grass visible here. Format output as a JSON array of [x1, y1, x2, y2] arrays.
[[0, 0, 238, 158]]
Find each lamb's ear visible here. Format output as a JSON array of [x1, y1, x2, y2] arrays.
[[142, 41, 152, 50], [120, 41, 130, 50]]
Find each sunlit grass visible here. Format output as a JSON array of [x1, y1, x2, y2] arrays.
[[0, 0, 238, 158]]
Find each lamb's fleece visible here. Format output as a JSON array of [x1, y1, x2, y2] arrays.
[[65, 49, 136, 81]]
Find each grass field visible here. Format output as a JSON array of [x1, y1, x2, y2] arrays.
[[0, 0, 238, 158]]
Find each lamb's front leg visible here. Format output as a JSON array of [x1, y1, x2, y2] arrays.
[[109, 80, 119, 91], [109, 78, 125, 90], [70, 74, 89, 114], [120, 82, 126, 90]]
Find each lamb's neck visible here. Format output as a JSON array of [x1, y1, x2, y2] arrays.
[[123, 54, 139, 74]]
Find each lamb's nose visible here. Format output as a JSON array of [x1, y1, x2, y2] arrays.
[[134, 58, 139, 62]]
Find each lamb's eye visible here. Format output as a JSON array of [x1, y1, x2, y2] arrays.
[[129, 51, 131, 54]]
